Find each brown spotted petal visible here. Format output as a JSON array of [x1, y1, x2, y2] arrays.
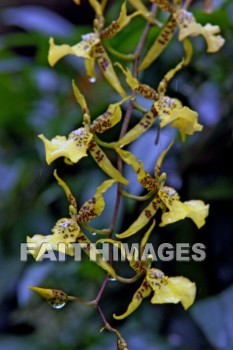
[[28, 286, 68, 304], [27, 218, 81, 260], [113, 279, 152, 319], [174, 9, 225, 53], [77, 179, 116, 223], [146, 268, 196, 309], [116, 198, 160, 239], [48, 33, 100, 67], [93, 43, 126, 97], [90, 97, 130, 134], [88, 139, 128, 184], [101, 2, 141, 39], [53, 170, 78, 213], [115, 148, 157, 191], [115, 62, 158, 99], [115, 107, 158, 148], [139, 16, 177, 71], [39, 128, 93, 165]]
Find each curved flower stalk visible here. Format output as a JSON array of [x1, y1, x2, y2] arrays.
[[48, 2, 147, 97], [39, 81, 128, 185], [142, 0, 225, 71], [115, 53, 202, 147], [27, 170, 117, 277], [115, 143, 209, 239], [113, 268, 196, 319]]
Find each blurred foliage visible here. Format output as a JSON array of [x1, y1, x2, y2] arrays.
[[0, 0, 233, 349]]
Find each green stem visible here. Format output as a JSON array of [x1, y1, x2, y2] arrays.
[[81, 223, 111, 235], [93, 134, 115, 149], [104, 41, 137, 61], [121, 189, 155, 201]]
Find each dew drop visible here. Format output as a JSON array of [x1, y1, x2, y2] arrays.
[[92, 232, 96, 236], [130, 97, 136, 101], [48, 301, 66, 309], [89, 77, 96, 83], [109, 277, 116, 282]]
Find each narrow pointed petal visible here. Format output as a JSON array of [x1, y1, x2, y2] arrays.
[[89, 0, 103, 16], [38, 128, 93, 165], [116, 198, 160, 239], [53, 170, 77, 211], [139, 16, 176, 71], [27, 218, 81, 260], [174, 9, 225, 53], [84, 56, 96, 82], [113, 279, 151, 319], [72, 80, 90, 115], [128, 0, 160, 25], [154, 140, 173, 178], [149, 0, 174, 13], [115, 148, 157, 191], [115, 107, 158, 147], [29, 286, 68, 304], [140, 220, 156, 253], [90, 97, 130, 133], [89, 139, 128, 184], [77, 179, 116, 223], [158, 59, 185, 96], [146, 268, 196, 310], [100, 2, 141, 39], [48, 34, 99, 67], [93, 43, 126, 97], [115, 62, 158, 99]]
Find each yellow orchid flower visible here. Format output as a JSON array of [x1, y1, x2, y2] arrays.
[[174, 9, 225, 53], [154, 96, 203, 140], [115, 143, 209, 239], [114, 268, 196, 319], [158, 187, 209, 228], [39, 81, 128, 185], [48, 2, 148, 97], [27, 171, 117, 277], [149, 0, 224, 54]]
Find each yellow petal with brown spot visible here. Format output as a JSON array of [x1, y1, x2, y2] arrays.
[[72, 80, 89, 115], [146, 268, 196, 309], [28, 286, 68, 304], [38, 128, 93, 165], [53, 170, 77, 212], [77, 179, 116, 223], [48, 34, 100, 67], [139, 16, 176, 71], [89, 139, 128, 184], [93, 43, 126, 97], [113, 279, 151, 319], [174, 9, 225, 53], [116, 198, 160, 239]]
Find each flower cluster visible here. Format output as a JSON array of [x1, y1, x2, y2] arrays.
[[27, 0, 224, 348]]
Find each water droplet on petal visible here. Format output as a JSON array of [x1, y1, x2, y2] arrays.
[[89, 77, 96, 83], [130, 97, 136, 101], [92, 232, 96, 236], [48, 301, 66, 309]]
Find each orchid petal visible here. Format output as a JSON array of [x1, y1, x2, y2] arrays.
[[72, 80, 90, 115], [116, 198, 160, 239], [139, 16, 176, 71], [174, 9, 225, 53], [48, 34, 100, 67], [101, 2, 141, 39], [53, 170, 77, 213], [115, 148, 157, 191], [115, 107, 158, 147], [77, 179, 116, 223], [27, 218, 81, 260], [146, 268, 196, 309], [115, 62, 158, 99], [93, 43, 126, 97], [38, 128, 93, 165], [113, 279, 151, 319], [88, 139, 128, 184]]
